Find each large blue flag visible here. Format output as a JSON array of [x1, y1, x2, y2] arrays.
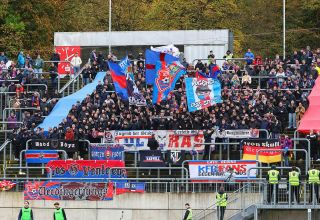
[[152, 61, 186, 104], [145, 49, 179, 85], [108, 61, 128, 100], [118, 57, 146, 106], [185, 78, 222, 112]]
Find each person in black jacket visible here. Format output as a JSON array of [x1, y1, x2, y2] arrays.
[[203, 129, 214, 160], [50, 49, 60, 68], [147, 134, 159, 150]]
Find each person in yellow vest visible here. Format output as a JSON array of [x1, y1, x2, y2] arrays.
[[183, 203, 192, 220], [53, 202, 67, 220], [307, 166, 320, 203], [216, 186, 228, 220], [18, 201, 34, 220], [287, 166, 300, 204], [266, 165, 280, 204]]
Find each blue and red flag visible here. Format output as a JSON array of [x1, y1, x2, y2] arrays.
[[115, 182, 145, 195], [209, 63, 221, 78], [195, 71, 210, 78], [152, 61, 186, 104], [145, 49, 179, 85], [108, 61, 128, 100], [25, 150, 59, 164], [196, 64, 221, 79]]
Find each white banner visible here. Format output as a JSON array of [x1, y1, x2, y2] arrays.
[[188, 160, 257, 181], [101, 129, 259, 151]]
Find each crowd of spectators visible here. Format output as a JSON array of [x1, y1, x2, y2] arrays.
[[2, 47, 320, 159]]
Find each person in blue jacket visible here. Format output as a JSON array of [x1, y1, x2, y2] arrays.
[[17, 51, 25, 68]]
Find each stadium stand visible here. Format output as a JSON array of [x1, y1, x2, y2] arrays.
[[1, 46, 320, 219]]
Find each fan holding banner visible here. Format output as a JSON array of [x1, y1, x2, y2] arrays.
[[185, 78, 222, 112]]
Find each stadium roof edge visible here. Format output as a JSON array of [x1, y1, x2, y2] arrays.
[[54, 29, 232, 47]]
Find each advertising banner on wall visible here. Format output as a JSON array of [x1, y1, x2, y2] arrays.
[[46, 160, 127, 182], [242, 139, 282, 163], [188, 160, 257, 182], [24, 181, 114, 200], [102, 129, 259, 151], [90, 144, 124, 160]]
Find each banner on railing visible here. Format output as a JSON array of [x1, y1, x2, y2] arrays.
[[242, 139, 282, 163], [166, 150, 186, 166], [46, 160, 127, 182], [115, 182, 145, 195], [25, 150, 59, 164], [30, 139, 78, 152], [188, 160, 257, 182], [24, 181, 113, 200], [102, 129, 259, 151], [139, 150, 166, 167], [90, 143, 124, 160]]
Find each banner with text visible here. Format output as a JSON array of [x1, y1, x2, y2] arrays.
[[242, 139, 282, 163], [188, 160, 257, 182], [30, 139, 78, 152], [90, 143, 124, 160], [46, 160, 127, 182], [139, 150, 166, 167], [103, 130, 259, 151], [24, 181, 113, 200]]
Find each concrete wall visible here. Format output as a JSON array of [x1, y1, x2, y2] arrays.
[[0, 192, 245, 220]]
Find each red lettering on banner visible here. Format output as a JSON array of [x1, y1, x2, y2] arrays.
[[181, 136, 191, 148], [168, 135, 179, 148], [194, 134, 204, 148]]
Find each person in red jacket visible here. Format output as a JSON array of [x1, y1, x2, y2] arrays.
[[64, 127, 74, 141]]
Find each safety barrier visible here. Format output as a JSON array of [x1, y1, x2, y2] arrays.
[[256, 149, 309, 175]]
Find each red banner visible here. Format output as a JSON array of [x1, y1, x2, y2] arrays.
[[55, 46, 81, 74], [46, 160, 126, 180], [24, 181, 114, 200]]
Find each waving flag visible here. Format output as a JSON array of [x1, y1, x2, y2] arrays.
[[209, 63, 221, 78], [118, 57, 146, 106], [108, 61, 128, 100], [25, 150, 59, 164], [152, 61, 186, 104], [145, 49, 179, 85], [185, 78, 222, 112]]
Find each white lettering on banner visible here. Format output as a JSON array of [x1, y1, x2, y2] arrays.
[[188, 160, 257, 181], [102, 130, 259, 151]]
